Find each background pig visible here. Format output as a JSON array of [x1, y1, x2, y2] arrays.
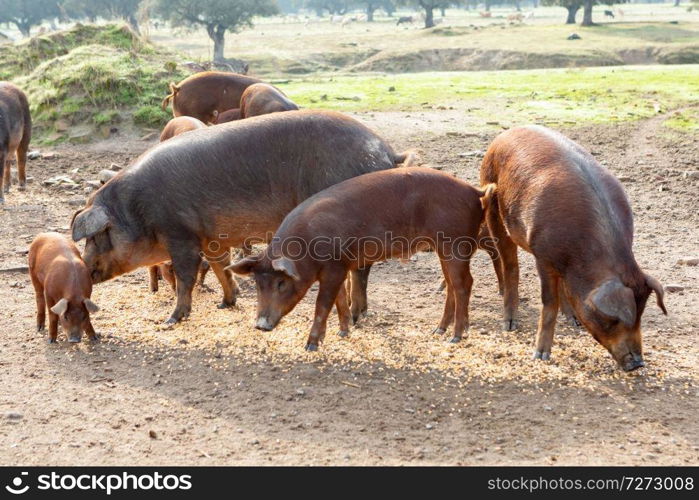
[[161, 71, 261, 123], [229, 168, 490, 351], [159, 115, 206, 141], [71, 110, 415, 324], [480, 125, 666, 371], [28, 232, 100, 343], [0, 82, 32, 203], [239, 83, 299, 119], [213, 108, 241, 124]]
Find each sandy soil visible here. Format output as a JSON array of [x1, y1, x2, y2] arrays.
[[0, 112, 697, 465]]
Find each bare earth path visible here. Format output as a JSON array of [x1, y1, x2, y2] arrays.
[[0, 113, 697, 465]]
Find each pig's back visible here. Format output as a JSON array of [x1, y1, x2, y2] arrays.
[[483, 126, 633, 259]]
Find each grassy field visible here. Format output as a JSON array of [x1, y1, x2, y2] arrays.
[[148, 5, 699, 75], [275, 65, 699, 129]]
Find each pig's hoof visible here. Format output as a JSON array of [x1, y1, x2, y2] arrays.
[[17, 185, 26, 192], [502, 319, 518, 331], [68, 337, 81, 343], [305, 343, 318, 352], [37, 325, 45, 332], [48, 338, 57, 344], [432, 327, 446, 335], [217, 300, 235, 309], [89, 334, 101, 343], [533, 350, 551, 361], [569, 317, 582, 328], [164, 316, 179, 325], [338, 330, 349, 338], [449, 336, 461, 344]]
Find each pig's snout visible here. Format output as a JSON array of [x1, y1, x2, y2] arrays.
[[619, 351, 645, 372], [255, 316, 275, 331], [68, 329, 82, 343]]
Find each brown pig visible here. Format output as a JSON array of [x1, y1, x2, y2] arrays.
[[239, 83, 298, 119], [161, 71, 261, 123], [480, 125, 666, 371], [0, 82, 32, 203], [28, 232, 100, 343], [229, 167, 491, 351], [159, 116, 206, 141], [212, 108, 241, 124]]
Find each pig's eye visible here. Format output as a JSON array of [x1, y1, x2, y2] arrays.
[[277, 279, 287, 291]]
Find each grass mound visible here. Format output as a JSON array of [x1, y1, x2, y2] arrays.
[[5, 24, 189, 143]]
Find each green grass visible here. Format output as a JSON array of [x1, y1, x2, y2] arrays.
[[6, 24, 187, 143], [279, 65, 699, 127], [664, 108, 699, 131]]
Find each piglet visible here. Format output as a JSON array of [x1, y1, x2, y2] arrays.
[[28, 232, 99, 343]]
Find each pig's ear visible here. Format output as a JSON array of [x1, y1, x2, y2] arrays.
[[225, 255, 261, 275], [72, 206, 111, 241], [587, 279, 637, 327], [50, 298, 69, 316], [83, 298, 100, 313], [645, 273, 667, 315], [272, 257, 301, 281]]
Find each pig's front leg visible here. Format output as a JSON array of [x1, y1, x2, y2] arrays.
[[533, 263, 560, 361], [305, 267, 347, 351], [148, 266, 159, 292], [165, 240, 202, 324]]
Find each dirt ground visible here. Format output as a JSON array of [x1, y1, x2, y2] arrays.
[[0, 111, 697, 465]]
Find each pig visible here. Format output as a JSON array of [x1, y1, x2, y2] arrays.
[[212, 108, 241, 124], [159, 116, 206, 142], [70, 110, 415, 324], [228, 168, 492, 351], [239, 83, 299, 119], [480, 125, 666, 371], [161, 71, 261, 124], [28, 232, 100, 343], [0, 82, 32, 203], [150, 115, 209, 292]]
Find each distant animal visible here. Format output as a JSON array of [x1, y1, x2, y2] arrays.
[[28, 232, 100, 343], [567, 33, 581, 40], [507, 13, 524, 22], [479, 126, 666, 371], [604, 10, 615, 18], [159, 116, 206, 142], [479, 11, 492, 18], [396, 16, 414, 25], [212, 108, 242, 124], [239, 83, 298, 119], [161, 71, 261, 124], [0, 82, 31, 204]]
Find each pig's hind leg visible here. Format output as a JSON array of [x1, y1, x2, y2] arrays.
[[434, 259, 455, 335], [335, 279, 351, 338], [0, 151, 7, 200], [17, 126, 30, 189], [442, 259, 474, 343], [148, 266, 160, 292], [165, 239, 202, 324], [30, 274, 46, 332], [349, 266, 371, 324], [485, 197, 519, 331], [209, 258, 239, 308]]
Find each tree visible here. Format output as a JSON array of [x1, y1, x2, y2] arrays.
[[0, 0, 60, 37], [156, 0, 278, 62], [397, 1, 460, 28], [541, 0, 582, 24], [302, 0, 350, 15], [356, 1, 380, 21], [382, 0, 396, 16]]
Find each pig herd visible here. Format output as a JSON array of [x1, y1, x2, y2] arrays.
[[1, 71, 667, 372]]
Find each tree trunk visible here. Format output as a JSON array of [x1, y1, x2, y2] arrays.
[[581, 0, 594, 26], [440, 7, 446, 17], [367, 4, 375, 21], [674, 0, 680, 6], [424, 7, 434, 28], [485, 1, 491, 13], [515, 1, 521, 12], [16, 21, 31, 37], [207, 25, 226, 62], [566, 5, 580, 24], [126, 14, 140, 34]]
